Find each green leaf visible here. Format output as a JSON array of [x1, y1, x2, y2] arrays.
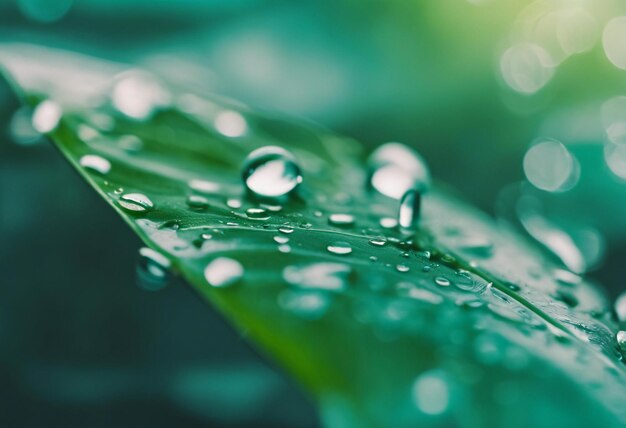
[[3, 44, 626, 428]]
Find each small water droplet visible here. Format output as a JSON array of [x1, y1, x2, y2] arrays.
[[187, 195, 209, 210], [246, 207, 270, 220], [279, 226, 294, 234], [189, 179, 220, 194], [119, 193, 154, 212], [380, 217, 398, 229], [398, 189, 421, 230], [204, 257, 243, 287], [226, 198, 242, 209], [435, 276, 451, 287], [396, 263, 410, 273], [201, 233, 213, 240], [328, 213, 355, 227], [278, 244, 291, 253], [369, 238, 387, 247], [136, 247, 171, 291], [278, 290, 330, 319], [79, 154, 111, 175], [326, 241, 352, 255], [274, 236, 289, 244], [242, 146, 302, 199]]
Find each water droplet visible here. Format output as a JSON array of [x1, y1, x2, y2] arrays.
[[283, 262, 352, 291], [278, 226, 294, 234], [412, 370, 450, 416], [435, 276, 451, 287], [32, 100, 62, 133], [398, 189, 421, 230], [188, 179, 220, 194], [368, 143, 430, 199], [242, 146, 302, 199], [396, 263, 410, 273], [246, 207, 270, 220], [278, 244, 291, 253], [214, 110, 247, 137], [617, 330, 626, 352], [326, 242, 352, 255], [226, 198, 242, 209], [369, 238, 387, 247], [380, 217, 398, 229], [79, 154, 111, 175], [328, 213, 355, 227], [201, 233, 213, 240], [136, 247, 171, 291], [187, 195, 209, 210], [119, 193, 154, 212], [204, 257, 243, 287], [273, 236, 289, 244]]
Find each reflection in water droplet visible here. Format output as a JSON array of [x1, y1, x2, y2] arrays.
[[119, 193, 154, 212], [329, 213, 355, 227], [523, 139, 578, 192], [398, 189, 421, 230], [413, 370, 450, 416], [500, 43, 554, 94], [79, 154, 111, 175], [283, 262, 351, 291], [279, 226, 294, 234], [32, 100, 62, 133], [603, 17, 626, 70], [435, 276, 451, 287], [327, 242, 352, 255], [242, 146, 302, 199], [214, 110, 247, 137], [368, 143, 430, 199], [204, 257, 243, 287], [136, 247, 171, 291]]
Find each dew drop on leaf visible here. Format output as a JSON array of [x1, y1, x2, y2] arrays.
[[246, 207, 270, 220], [32, 100, 62, 133], [204, 257, 244, 288], [368, 142, 430, 199], [326, 241, 353, 255], [79, 154, 111, 175], [328, 213, 355, 227], [398, 189, 421, 230], [187, 195, 210, 210], [242, 146, 302, 199], [119, 193, 154, 212], [435, 276, 451, 287], [136, 247, 171, 291]]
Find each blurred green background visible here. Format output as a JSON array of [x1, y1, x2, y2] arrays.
[[2, 0, 626, 426]]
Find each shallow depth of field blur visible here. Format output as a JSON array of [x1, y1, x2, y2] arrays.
[[2, 0, 626, 426]]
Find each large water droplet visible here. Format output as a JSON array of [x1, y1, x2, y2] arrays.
[[398, 189, 421, 230], [242, 146, 302, 199], [614, 292, 626, 323], [32, 100, 62, 133], [136, 247, 171, 291], [187, 195, 210, 210], [204, 257, 244, 288], [79, 154, 111, 175], [326, 241, 352, 255], [119, 193, 154, 212], [368, 143, 430, 199]]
